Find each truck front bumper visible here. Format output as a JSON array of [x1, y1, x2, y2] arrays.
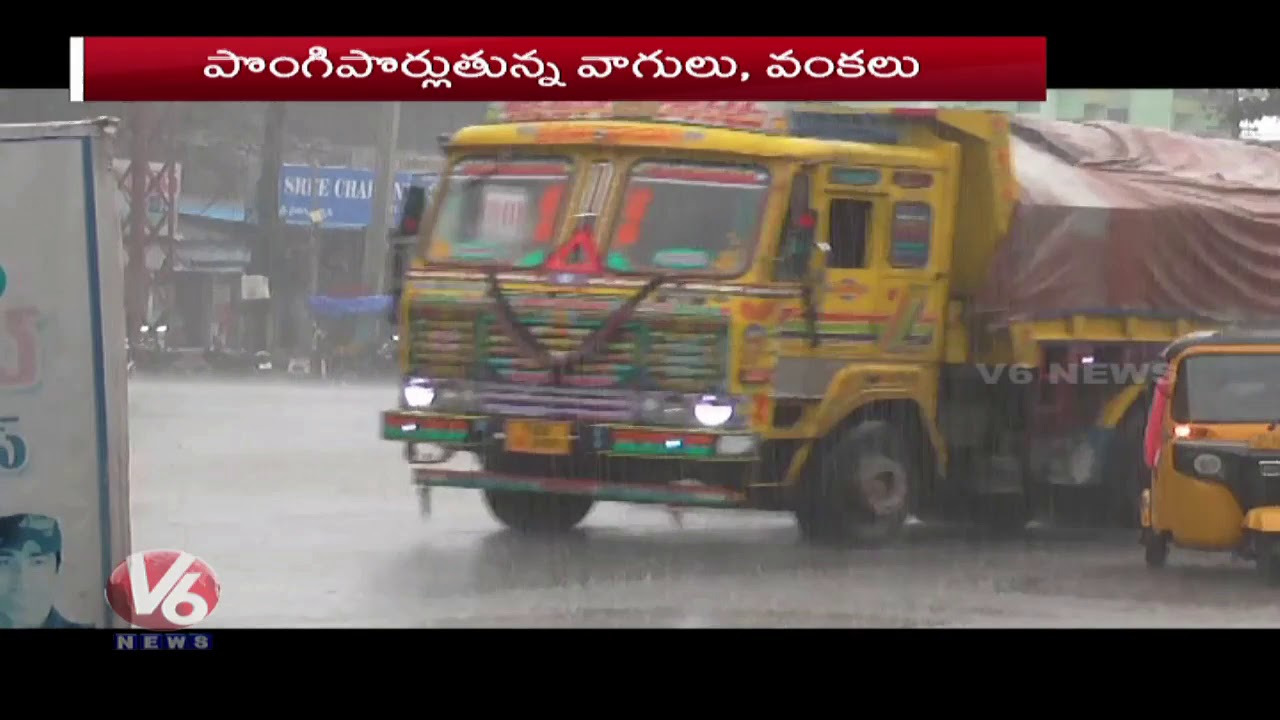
[[381, 410, 758, 507]]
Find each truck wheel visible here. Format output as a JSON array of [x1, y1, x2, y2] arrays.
[[1143, 530, 1169, 569], [483, 490, 594, 534], [796, 420, 916, 547]]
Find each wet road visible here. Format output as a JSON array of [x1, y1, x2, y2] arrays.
[[128, 377, 1280, 627]]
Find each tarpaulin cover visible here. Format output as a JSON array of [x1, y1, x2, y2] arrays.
[[976, 117, 1280, 325], [307, 294, 392, 318]]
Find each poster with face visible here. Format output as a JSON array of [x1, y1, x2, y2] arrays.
[[0, 122, 131, 629]]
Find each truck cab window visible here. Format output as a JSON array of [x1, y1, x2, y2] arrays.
[[828, 198, 871, 269], [890, 202, 932, 268], [824, 197, 875, 267]]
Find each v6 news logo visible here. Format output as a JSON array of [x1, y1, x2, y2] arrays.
[[105, 550, 222, 631]]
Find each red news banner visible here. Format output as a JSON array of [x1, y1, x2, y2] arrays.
[[73, 36, 1047, 102]]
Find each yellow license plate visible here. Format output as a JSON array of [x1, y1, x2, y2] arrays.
[[505, 420, 572, 455]]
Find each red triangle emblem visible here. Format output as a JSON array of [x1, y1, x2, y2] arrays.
[[545, 227, 603, 274]]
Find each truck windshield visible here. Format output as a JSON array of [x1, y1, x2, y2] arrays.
[[603, 160, 770, 276], [1174, 353, 1280, 423], [426, 156, 575, 268]]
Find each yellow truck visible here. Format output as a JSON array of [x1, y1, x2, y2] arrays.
[[381, 101, 1280, 541]]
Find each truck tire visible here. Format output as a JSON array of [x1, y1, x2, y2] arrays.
[[483, 490, 594, 534], [795, 420, 916, 547], [1103, 403, 1149, 528]]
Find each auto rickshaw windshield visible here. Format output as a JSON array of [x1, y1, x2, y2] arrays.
[[1172, 352, 1280, 423]]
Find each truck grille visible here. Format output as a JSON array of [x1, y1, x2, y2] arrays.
[[406, 299, 729, 393], [407, 305, 478, 380], [643, 318, 728, 392], [486, 312, 641, 388]]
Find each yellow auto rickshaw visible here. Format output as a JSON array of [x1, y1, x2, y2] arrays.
[[1142, 328, 1280, 583]]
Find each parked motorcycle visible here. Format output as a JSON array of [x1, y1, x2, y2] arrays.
[[131, 321, 181, 373], [203, 343, 274, 375]]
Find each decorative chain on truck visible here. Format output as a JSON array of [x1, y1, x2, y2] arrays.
[[381, 99, 1280, 542]]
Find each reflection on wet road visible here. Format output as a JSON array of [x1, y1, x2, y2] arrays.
[[128, 377, 1280, 628]]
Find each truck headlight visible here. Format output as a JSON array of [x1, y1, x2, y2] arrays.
[[402, 377, 435, 409], [693, 396, 733, 428], [1193, 453, 1222, 476]]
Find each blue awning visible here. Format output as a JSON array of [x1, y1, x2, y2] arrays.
[[307, 295, 392, 318]]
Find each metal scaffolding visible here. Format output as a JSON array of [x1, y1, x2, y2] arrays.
[[121, 103, 180, 341]]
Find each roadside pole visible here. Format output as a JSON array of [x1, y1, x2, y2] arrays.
[[307, 160, 321, 302], [307, 158, 322, 376], [254, 102, 287, 355], [125, 105, 149, 345], [363, 102, 401, 344]]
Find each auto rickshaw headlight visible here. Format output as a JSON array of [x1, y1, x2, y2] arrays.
[[1193, 453, 1223, 476]]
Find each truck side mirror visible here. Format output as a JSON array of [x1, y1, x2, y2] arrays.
[[789, 172, 813, 236], [783, 172, 816, 280], [785, 170, 823, 347], [387, 186, 428, 324], [395, 185, 427, 238]]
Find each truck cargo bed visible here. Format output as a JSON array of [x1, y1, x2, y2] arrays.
[[976, 117, 1280, 326]]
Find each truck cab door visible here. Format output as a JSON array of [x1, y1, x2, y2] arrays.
[[811, 168, 885, 354]]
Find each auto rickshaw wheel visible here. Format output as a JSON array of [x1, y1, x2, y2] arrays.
[[1143, 530, 1169, 569], [483, 490, 594, 534], [1254, 536, 1280, 586], [795, 420, 916, 547]]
